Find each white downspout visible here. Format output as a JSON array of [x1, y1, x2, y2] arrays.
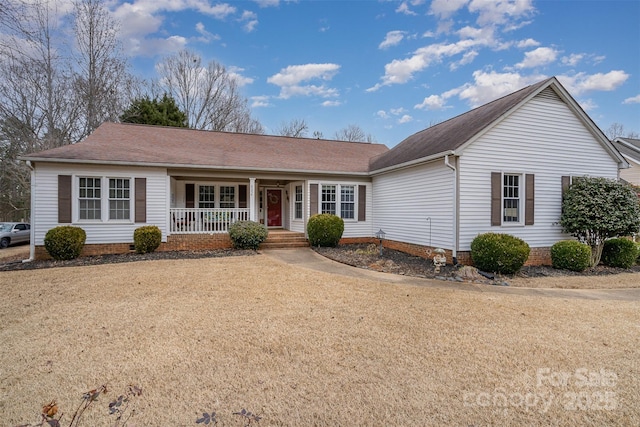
[[23, 161, 35, 263], [444, 155, 458, 264]]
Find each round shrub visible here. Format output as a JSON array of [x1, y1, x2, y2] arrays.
[[550, 240, 591, 272], [133, 225, 162, 254], [601, 238, 638, 268], [44, 226, 86, 260], [228, 220, 268, 250], [470, 232, 530, 275], [307, 214, 344, 247]]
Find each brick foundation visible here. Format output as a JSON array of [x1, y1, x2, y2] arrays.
[[34, 233, 233, 260], [340, 238, 552, 267]]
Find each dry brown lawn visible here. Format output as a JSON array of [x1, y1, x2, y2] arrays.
[[1, 255, 639, 426]]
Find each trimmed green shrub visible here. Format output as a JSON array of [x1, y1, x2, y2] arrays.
[[44, 226, 86, 260], [133, 225, 162, 254], [228, 220, 268, 250], [601, 238, 638, 268], [307, 214, 344, 247], [470, 232, 530, 275], [550, 240, 591, 272]]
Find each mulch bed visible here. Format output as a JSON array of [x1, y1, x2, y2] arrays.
[[3, 243, 639, 281], [0, 249, 257, 272], [314, 243, 640, 281]]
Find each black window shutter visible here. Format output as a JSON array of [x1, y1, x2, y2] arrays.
[[239, 185, 247, 208]]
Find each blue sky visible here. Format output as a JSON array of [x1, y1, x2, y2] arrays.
[[78, 1, 640, 146]]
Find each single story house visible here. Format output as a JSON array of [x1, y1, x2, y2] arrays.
[[21, 77, 627, 264], [611, 137, 640, 186]]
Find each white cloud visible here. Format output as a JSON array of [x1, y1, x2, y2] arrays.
[[415, 94, 448, 110], [251, 96, 271, 108], [468, 0, 535, 27], [558, 71, 629, 96], [368, 37, 491, 91], [516, 47, 559, 69], [457, 70, 546, 107], [240, 10, 258, 32], [390, 107, 407, 115], [396, 1, 418, 15], [126, 35, 188, 57], [227, 66, 254, 87], [253, 0, 279, 7], [516, 38, 539, 48], [623, 94, 640, 104], [561, 53, 584, 67], [194, 22, 220, 43], [398, 114, 413, 124], [267, 63, 341, 99], [429, 0, 468, 18], [376, 110, 390, 119], [322, 100, 341, 107], [578, 98, 597, 111], [450, 50, 478, 70], [379, 31, 406, 49]]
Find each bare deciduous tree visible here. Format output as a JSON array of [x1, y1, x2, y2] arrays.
[[276, 118, 309, 137], [334, 124, 376, 143], [73, 0, 133, 137], [156, 49, 263, 133], [605, 122, 639, 140]]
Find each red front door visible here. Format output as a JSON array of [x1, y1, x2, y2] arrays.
[[266, 189, 282, 227]]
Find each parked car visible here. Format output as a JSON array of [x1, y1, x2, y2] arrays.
[[0, 222, 30, 248]]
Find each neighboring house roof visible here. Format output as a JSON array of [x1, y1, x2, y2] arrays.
[[612, 137, 640, 164], [369, 77, 626, 172], [21, 122, 389, 175]]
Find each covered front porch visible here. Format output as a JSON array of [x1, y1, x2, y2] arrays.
[[169, 175, 300, 234]]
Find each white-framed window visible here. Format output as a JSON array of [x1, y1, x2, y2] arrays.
[[294, 185, 303, 220], [502, 174, 521, 223], [79, 177, 101, 220], [321, 185, 336, 215], [340, 185, 355, 219], [199, 185, 215, 208], [219, 186, 236, 208], [317, 183, 360, 221], [109, 178, 131, 220]]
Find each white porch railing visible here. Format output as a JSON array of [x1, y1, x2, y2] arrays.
[[170, 208, 250, 234]]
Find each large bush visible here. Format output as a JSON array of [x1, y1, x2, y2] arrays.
[[470, 232, 530, 275], [133, 225, 162, 254], [550, 240, 591, 272], [560, 177, 640, 267], [601, 238, 638, 268], [307, 214, 344, 247], [44, 226, 86, 260], [228, 221, 268, 250]]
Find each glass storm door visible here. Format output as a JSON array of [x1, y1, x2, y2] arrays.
[[266, 189, 282, 227]]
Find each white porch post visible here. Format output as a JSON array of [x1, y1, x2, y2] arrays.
[[249, 177, 257, 221]]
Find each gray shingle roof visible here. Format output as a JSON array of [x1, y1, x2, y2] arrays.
[[612, 137, 640, 163], [23, 122, 389, 174], [369, 78, 554, 171]]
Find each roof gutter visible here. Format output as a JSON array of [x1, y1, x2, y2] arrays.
[[370, 150, 457, 176], [17, 156, 372, 177], [23, 160, 35, 263]]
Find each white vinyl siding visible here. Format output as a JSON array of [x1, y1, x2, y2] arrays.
[[372, 160, 454, 250], [32, 163, 168, 245], [458, 90, 619, 250]]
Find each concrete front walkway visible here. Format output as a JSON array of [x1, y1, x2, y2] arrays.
[[262, 248, 640, 301]]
